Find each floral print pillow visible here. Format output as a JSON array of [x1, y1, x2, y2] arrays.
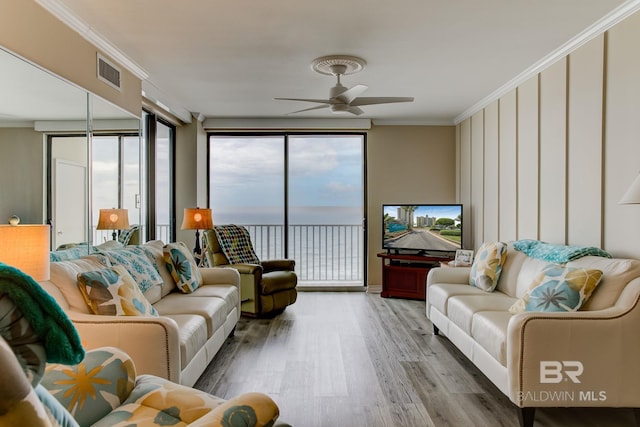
[[163, 242, 203, 293], [509, 265, 603, 313], [77, 265, 159, 316], [96, 247, 163, 293], [469, 241, 507, 292]]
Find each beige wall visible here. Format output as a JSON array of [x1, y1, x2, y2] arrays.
[[457, 9, 640, 258], [0, 0, 141, 117], [367, 125, 456, 286]]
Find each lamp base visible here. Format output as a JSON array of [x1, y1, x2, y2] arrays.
[[111, 231, 117, 241], [193, 229, 201, 255]]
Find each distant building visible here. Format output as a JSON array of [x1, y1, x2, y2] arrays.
[[416, 215, 436, 227]]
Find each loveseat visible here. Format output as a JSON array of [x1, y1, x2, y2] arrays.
[[0, 263, 284, 427], [39, 240, 241, 387], [426, 240, 640, 427]]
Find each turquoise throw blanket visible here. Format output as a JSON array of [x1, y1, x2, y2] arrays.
[[513, 239, 612, 263], [0, 262, 85, 364]]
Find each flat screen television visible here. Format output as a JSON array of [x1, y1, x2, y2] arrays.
[[383, 204, 463, 256]]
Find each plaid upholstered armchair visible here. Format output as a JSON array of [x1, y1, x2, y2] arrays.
[[203, 225, 297, 317]]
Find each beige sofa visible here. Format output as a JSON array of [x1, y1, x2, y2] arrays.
[[39, 240, 240, 387], [426, 242, 640, 427]]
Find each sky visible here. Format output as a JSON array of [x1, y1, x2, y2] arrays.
[[209, 135, 364, 225]]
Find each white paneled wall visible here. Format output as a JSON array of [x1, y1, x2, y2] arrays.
[[539, 59, 567, 244], [457, 10, 640, 257], [498, 90, 517, 242], [471, 111, 485, 248], [567, 36, 604, 248], [516, 76, 539, 241]]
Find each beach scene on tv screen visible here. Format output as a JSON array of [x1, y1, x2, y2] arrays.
[[383, 205, 462, 252]]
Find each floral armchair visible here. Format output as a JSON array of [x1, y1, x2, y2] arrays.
[[0, 262, 286, 427]]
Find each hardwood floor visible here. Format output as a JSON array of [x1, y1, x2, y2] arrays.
[[194, 292, 636, 427]]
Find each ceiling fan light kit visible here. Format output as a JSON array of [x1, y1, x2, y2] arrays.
[[275, 55, 414, 116]]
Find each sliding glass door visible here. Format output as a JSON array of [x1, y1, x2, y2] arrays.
[[209, 133, 365, 288]]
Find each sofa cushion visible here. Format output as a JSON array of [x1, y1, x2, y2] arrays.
[[163, 314, 208, 370], [509, 265, 603, 313], [138, 240, 176, 299], [96, 246, 163, 293], [179, 285, 240, 318], [163, 242, 203, 293], [96, 374, 227, 426], [77, 265, 159, 316], [428, 283, 486, 316], [154, 295, 227, 337], [42, 347, 136, 427], [447, 293, 516, 335], [494, 243, 528, 297], [514, 256, 552, 297], [568, 256, 640, 311], [50, 256, 110, 314], [471, 311, 511, 366], [469, 241, 507, 292]]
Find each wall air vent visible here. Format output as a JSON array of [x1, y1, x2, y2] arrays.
[[97, 53, 122, 91]]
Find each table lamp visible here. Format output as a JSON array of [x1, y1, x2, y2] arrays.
[[181, 207, 213, 255], [619, 172, 640, 204], [97, 208, 130, 240], [0, 223, 50, 281]]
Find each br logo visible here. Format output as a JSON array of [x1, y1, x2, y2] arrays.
[[540, 361, 584, 384]]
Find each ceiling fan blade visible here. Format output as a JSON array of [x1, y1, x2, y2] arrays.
[[274, 97, 331, 104], [347, 106, 364, 116], [349, 96, 414, 106], [335, 84, 368, 104], [287, 104, 330, 114]]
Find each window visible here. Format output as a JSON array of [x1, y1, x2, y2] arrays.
[[209, 133, 365, 287], [143, 111, 175, 242]]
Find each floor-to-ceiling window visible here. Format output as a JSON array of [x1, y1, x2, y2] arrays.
[[92, 134, 141, 243], [209, 133, 365, 288], [143, 111, 175, 242]]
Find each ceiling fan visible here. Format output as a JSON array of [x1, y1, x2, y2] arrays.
[[275, 55, 414, 116]]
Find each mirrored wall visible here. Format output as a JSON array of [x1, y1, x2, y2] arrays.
[[0, 47, 141, 250]]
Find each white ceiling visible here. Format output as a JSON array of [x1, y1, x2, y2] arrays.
[[42, 0, 633, 124]]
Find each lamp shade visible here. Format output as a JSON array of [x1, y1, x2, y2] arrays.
[[0, 224, 50, 281], [619, 173, 640, 204], [96, 208, 130, 230], [181, 208, 213, 230]]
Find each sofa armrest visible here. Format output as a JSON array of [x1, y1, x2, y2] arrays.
[[426, 266, 471, 286], [262, 259, 295, 273], [66, 312, 182, 384], [199, 266, 241, 288], [506, 278, 640, 408]]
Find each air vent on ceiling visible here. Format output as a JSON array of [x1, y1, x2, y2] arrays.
[[97, 53, 122, 91]]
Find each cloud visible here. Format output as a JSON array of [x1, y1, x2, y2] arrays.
[[326, 181, 360, 193]]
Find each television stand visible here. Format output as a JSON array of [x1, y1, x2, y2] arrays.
[[377, 252, 454, 300]]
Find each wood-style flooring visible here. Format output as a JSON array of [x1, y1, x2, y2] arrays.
[[194, 291, 636, 427]]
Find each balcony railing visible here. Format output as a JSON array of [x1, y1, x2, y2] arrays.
[[94, 224, 364, 285], [245, 224, 364, 284]]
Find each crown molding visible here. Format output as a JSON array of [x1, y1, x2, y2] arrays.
[[454, 0, 640, 124], [35, 0, 148, 80], [372, 119, 454, 126]]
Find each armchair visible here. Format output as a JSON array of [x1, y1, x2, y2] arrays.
[[0, 262, 285, 427], [203, 225, 297, 317]]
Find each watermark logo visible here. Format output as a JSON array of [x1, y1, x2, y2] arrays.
[[518, 361, 607, 403], [540, 361, 583, 384]]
